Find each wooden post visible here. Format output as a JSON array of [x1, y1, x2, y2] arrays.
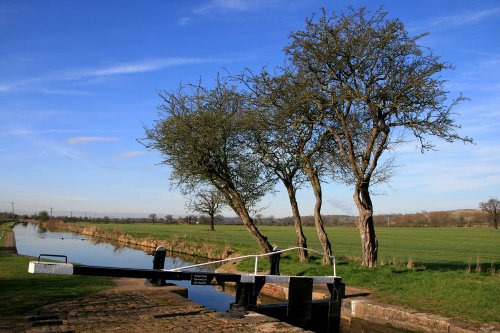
[[148, 246, 166, 286], [269, 246, 281, 275]]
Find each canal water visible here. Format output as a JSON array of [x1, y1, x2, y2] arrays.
[[14, 223, 414, 332], [13, 223, 235, 312]]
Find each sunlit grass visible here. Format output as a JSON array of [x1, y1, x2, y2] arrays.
[[87, 223, 499, 323]]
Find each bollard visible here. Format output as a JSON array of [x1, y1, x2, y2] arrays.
[[147, 246, 166, 286], [269, 246, 281, 275]]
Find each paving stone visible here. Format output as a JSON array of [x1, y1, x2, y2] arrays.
[[0, 278, 308, 333]]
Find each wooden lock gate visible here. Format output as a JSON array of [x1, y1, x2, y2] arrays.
[[28, 247, 345, 333]]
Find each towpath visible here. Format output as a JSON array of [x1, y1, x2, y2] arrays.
[[0, 277, 309, 333]]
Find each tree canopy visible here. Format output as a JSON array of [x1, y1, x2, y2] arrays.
[[143, 6, 471, 267], [283, 7, 472, 267], [142, 78, 276, 253], [479, 198, 499, 229], [187, 187, 225, 231]]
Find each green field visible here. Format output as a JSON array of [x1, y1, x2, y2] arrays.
[[90, 223, 499, 323], [94, 223, 499, 265]]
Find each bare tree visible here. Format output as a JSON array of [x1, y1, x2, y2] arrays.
[[187, 188, 225, 231], [165, 214, 174, 224], [149, 213, 157, 224], [479, 198, 499, 229], [242, 68, 334, 264], [142, 78, 276, 253], [285, 7, 472, 267]]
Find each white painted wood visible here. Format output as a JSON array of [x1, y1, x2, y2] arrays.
[[239, 274, 339, 284], [28, 261, 74, 275]]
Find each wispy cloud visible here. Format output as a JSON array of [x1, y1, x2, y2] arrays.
[[11, 129, 82, 160], [190, 0, 282, 18], [116, 151, 151, 159], [32, 88, 95, 96], [77, 57, 206, 77], [426, 7, 500, 29], [178, 17, 191, 26], [394, 141, 500, 195], [326, 198, 355, 215], [0, 57, 221, 93], [67, 136, 120, 144], [194, 0, 258, 14]]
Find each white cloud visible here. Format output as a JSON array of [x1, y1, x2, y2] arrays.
[[194, 0, 256, 14], [178, 17, 191, 26], [10, 129, 82, 160], [32, 88, 95, 96], [67, 136, 120, 144], [80, 57, 205, 77], [426, 7, 500, 29], [193, 0, 281, 15], [0, 57, 222, 93], [116, 151, 151, 158], [326, 198, 355, 215]]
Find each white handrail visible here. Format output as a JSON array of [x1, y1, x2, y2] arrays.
[[166, 246, 337, 277]]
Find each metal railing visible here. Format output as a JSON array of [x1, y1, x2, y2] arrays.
[[167, 246, 337, 277]]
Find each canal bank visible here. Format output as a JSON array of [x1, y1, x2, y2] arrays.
[[13, 222, 500, 332], [0, 222, 17, 253], [218, 273, 500, 333]]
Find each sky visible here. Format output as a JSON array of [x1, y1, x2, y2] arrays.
[[1, 0, 499, 218]]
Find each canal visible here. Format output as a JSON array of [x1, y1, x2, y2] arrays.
[[14, 222, 417, 333], [13, 222, 235, 312]]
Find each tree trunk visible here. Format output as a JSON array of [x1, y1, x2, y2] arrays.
[[216, 184, 273, 254], [231, 193, 273, 254], [303, 166, 332, 265], [284, 181, 308, 262], [353, 183, 378, 268], [240, 211, 273, 253], [209, 213, 215, 231]]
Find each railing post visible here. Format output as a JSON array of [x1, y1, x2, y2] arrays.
[[230, 276, 265, 311], [148, 246, 166, 286], [269, 246, 281, 275]]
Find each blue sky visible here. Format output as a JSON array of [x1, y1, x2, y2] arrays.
[[1, 0, 499, 218]]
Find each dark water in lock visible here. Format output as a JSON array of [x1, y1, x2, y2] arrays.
[[13, 223, 235, 312]]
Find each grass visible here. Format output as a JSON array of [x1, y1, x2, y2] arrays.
[[0, 222, 113, 317], [84, 223, 500, 323], [0, 221, 16, 245], [91, 223, 499, 264]]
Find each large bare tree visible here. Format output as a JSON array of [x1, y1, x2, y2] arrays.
[[479, 198, 499, 229], [142, 78, 275, 253], [285, 7, 472, 267]]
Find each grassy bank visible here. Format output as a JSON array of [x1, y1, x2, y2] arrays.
[[0, 221, 15, 246], [71, 222, 499, 323], [0, 222, 113, 317]]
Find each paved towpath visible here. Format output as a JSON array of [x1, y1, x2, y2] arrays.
[[2, 278, 309, 333]]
